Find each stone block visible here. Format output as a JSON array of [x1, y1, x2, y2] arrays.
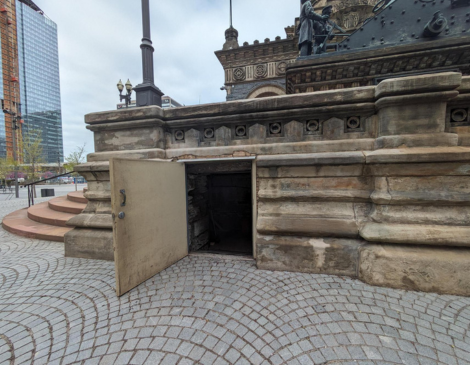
[[258, 176, 373, 202], [64, 228, 114, 261], [360, 222, 470, 247], [185, 129, 201, 148], [359, 244, 470, 296], [85, 105, 164, 124], [377, 98, 449, 136], [215, 126, 231, 146], [323, 117, 344, 140], [374, 133, 458, 149], [364, 147, 470, 164], [284, 120, 303, 142], [87, 148, 166, 162], [94, 126, 165, 152], [371, 176, 470, 205], [375, 72, 461, 98], [370, 205, 470, 226], [257, 152, 365, 167], [257, 235, 363, 276], [367, 162, 470, 177], [258, 216, 358, 237], [248, 124, 266, 144], [257, 164, 364, 178], [257, 201, 359, 238]]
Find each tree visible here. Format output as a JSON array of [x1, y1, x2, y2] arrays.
[[21, 129, 44, 197], [0, 157, 14, 188], [21, 129, 44, 182], [64, 143, 87, 173]]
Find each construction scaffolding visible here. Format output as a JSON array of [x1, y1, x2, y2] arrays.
[[0, 0, 22, 162]]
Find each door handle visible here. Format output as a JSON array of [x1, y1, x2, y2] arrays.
[[120, 189, 126, 206]]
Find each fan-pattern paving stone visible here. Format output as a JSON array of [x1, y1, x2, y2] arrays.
[[0, 200, 470, 365]]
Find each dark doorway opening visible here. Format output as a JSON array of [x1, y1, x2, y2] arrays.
[[186, 162, 253, 256]]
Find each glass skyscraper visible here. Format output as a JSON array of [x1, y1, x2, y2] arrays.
[[0, 0, 63, 163], [16, 0, 63, 163]]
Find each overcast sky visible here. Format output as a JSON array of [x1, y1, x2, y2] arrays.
[[35, 1, 299, 157]]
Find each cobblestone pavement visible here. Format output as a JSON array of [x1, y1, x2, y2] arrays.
[[1, 201, 470, 365]]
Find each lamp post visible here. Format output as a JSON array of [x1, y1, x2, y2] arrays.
[[132, 0, 164, 107], [3, 108, 20, 198], [117, 79, 133, 108], [57, 151, 62, 185]]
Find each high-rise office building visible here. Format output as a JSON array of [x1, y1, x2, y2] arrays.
[[0, 0, 63, 163]]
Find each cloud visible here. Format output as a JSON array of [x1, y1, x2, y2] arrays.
[[36, 0, 299, 156]]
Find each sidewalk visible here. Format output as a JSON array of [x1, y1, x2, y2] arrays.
[[0, 200, 469, 365], [0, 184, 87, 202]]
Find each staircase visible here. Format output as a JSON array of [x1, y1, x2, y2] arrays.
[[2, 191, 87, 242]]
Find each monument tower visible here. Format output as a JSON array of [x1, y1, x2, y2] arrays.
[[215, 0, 379, 101]]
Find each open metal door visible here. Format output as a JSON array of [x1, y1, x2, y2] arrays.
[[110, 158, 187, 296]]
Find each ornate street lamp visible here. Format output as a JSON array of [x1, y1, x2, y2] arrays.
[[132, 0, 163, 107], [117, 79, 133, 108]]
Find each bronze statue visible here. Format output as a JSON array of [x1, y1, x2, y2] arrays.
[[313, 6, 346, 55], [297, 0, 329, 57]]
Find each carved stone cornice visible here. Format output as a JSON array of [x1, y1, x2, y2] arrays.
[[286, 37, 470, 94], [215, 38, 299, 69]]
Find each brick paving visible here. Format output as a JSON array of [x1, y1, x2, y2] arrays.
[[0, 200, 470, 365]]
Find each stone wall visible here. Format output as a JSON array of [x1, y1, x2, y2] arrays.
[[187, 174, 210, 252], [66, 71, 470, 296]]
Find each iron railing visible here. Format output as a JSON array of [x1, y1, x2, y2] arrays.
[[25, 172, 74, 207]]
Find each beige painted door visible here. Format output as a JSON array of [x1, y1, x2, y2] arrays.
[[110, 158, 188, 296]]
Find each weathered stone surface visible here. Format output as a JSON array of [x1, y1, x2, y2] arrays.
[[257, 201, 359, 237], [364, 147, 470, 164], [257, 235, 363, 276], [359, 244, 470, 296], [375, 72, 462, 98], [66, 214, 112, 229], [367, 161, 470, 176], [376, 93, 456, 136], [215, 126, 231, 146], [370, 204, 470, 225], [283, 120, 303, 142], [374, 133, 458, 149], [257, 164, 364, 178], [64, 228, 113, 261], [85, 105, 164, 124], [166, 139, 375, 159], [258, 177, 372, 202], [257, 151, 365, 167], [184, 129, 200, 148], [258, 217, 358, 237], [163, 86, 375, 120], [94, 126, 165, 152], [87, 148, 166, 162], [360, 222, 470, 247], [370, 176, 470, 205]]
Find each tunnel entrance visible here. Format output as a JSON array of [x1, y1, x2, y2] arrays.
[[186, 160, 253, 256]]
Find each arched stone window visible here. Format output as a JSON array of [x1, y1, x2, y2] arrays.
[[246, 85, 286, 99]]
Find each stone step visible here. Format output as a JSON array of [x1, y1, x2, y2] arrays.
[[27, 202, 76, 227], [2, 208, 72, 242], [48, 196, 86, 214], [67, 191, 88, 204]]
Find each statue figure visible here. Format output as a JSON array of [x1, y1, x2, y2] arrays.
[[297, 0, 329, 57], [313, 6, 346, 55]]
